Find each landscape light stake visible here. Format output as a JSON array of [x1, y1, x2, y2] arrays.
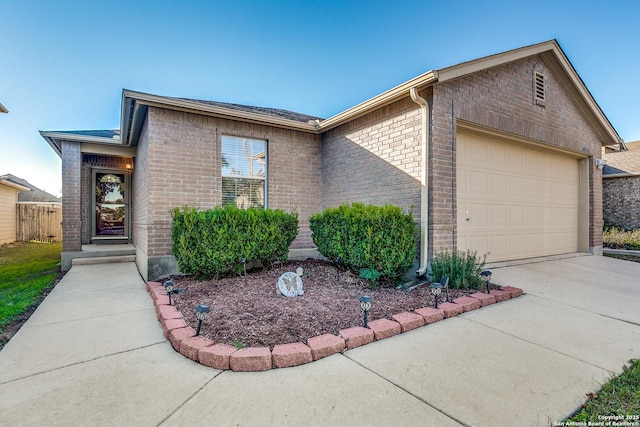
[[480, 270, 492, 294], [163, 280, 175, 306], [430, 282, 444, 309], [195, 304, 210, 336], [441, 277, 450, 303], [335, 256, 340, 281], [359, 295, 372, 328], [242, 258, 247, 286]]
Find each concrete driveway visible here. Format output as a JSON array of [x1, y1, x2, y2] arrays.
[[0, 255, 639, 426]]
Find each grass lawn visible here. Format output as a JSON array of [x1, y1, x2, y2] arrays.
[[0, 241, 62, 333], [565, 359, 640, 423], [564, 228, 640, 423]]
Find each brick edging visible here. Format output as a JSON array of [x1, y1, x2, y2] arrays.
[[147, 281, 524, 372]]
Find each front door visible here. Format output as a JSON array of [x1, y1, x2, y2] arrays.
[[93, 171, 129, 241]]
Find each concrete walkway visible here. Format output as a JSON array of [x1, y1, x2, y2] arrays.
[[1, 256, 639, 426]]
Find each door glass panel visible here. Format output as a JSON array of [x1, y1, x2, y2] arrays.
[[95, 173, 126, 236]]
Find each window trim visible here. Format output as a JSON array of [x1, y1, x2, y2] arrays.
[[221, 134, 268, 208]]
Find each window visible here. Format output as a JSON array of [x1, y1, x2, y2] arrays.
[[221, 135, 267, 208], [534, 71, 546, 105]]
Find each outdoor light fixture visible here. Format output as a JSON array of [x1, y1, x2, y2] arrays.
[[441, 277, 450, 303], [164, 280, 175, 305], [430, 282, 444, 309], [480, 270, 492, 294], [195, 304, 210, 336], [335, 256, 341, 281], [359, 295, 373, 328], [242, 258, 247, 285]]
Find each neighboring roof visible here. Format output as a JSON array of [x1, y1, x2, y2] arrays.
[[42, 39, 623, 154], [603, 147, 640, 177], [0, 176, 30, 191], [0, 174, 61, 203], [0, 102, 7, 113]]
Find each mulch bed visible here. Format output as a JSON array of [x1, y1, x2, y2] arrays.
[[171, 259, 491, 349]]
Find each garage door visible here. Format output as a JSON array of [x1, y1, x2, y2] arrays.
[[457, 131, 579, 262]]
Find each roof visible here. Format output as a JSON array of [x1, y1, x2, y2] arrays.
[[0, 174, 61, 203], [603, 143, 640, 177], [0, 102, 7, 113], [41, 39, 622, 155]]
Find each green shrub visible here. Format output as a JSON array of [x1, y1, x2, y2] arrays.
[[603, 226, 640, 250], [309, 203, 418, 285], [429, 250, 486, 290], [171, 206, 298, 278]]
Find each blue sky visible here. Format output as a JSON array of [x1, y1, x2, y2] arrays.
[[1, 0, 639, 196]]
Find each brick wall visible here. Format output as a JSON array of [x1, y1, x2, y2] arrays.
[[132, 119, 149, 256], [321, 97, 422, 219], [61, 141, 82, 251], [142, 107, 322, 258], [431, 54, 604, 252], [603, 176, 640, 229]]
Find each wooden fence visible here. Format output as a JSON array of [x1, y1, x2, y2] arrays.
[[16, 204, 62, 242]]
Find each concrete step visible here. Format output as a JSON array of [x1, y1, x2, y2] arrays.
[[72, 255, 136, 266]]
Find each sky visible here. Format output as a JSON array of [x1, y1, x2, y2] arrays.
[[1, 0, 639, 197]]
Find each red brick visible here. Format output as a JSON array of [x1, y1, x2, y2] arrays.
[[415, 307, 445, 324], [162, 318, 188, 338], [367, 318, 402, 341], [469, 292, 496, 307], [157, 304, 183, 321], [199, 344, 238, 370], [168, 327, 196, 351], [229, 347, 272, 372], [307, 334, 345, 360], [438, 302, 464, 318], [501, 286, 524, 298], [338, 326, 374, 350], [452, 296, 481, 312], [147, 281, 162, 292], [392, 311, 425, 332], [490, 289, 511, 302], [179, 336, 213, 361], [272, 343, 313, 368]]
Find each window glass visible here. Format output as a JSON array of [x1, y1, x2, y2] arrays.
[[221, 136, 266, 208]]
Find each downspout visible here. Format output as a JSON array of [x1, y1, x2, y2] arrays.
[[410, 87, 430, 277]]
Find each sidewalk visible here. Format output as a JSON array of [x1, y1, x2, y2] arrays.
[[1, 256, 639, 426]]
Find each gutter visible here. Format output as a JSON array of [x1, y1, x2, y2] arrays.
[[410, 87, 430, 277]]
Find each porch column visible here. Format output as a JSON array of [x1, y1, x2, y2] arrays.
[[61, 140, 82, 252]]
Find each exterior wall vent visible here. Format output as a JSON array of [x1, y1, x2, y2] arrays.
[[534, 71, 546, 106]]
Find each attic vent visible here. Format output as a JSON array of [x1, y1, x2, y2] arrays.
[[534, 71, 546, 105]]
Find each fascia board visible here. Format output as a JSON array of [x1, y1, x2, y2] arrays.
[[123, 90, 318, 133], [39, 131, 121, 145], [80, 142, 136, 157], [436, 40, 555, 82], [39, 132, 62, 157], [603, 172, 640, 178], [317, 71, 438, 132], [0, 179, 30, 191]]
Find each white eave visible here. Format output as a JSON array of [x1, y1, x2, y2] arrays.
[[121, 90, 319, 146], [0, 178, 30, 191], [39, 131, 122, 157]]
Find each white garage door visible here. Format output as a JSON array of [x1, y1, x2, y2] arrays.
[[457, 131, 579, 262]]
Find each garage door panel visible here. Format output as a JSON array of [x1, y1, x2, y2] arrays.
[[457, 132, 579, 262]]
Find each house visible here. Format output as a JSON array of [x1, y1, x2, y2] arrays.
[[602, 141, 640, 229], [0, 103, 7, 113], [40, 40, 622, 281], [0, 174, 62, 242], [0, 176, 30, 244]]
